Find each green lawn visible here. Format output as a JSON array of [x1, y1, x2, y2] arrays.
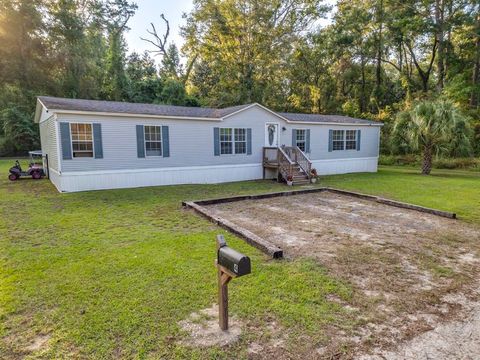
[[322, 165, 480, 223], [0, 159, 479, 359]]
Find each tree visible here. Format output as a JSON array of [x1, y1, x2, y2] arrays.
[[101, 0, 137, 101], [471, 7, 480, 108], [393, 100, 471, 174], [126, 52, 161, 103], [160, 44, 183, 80], [0, 84, 39, 155], [183, 0, 328, 107], [159, 79, 200, 106]]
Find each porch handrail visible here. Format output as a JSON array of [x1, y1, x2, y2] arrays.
[[282, 146, 312, 179], [277, 146, 294, 180], [294, 146, 312, 179]]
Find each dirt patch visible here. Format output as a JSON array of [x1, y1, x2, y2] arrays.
[[246, 320, 290, 359], [358, 289, 480, 359], [205, 192, 480, 356], [24, 333, 51, 352], [178, 304, 242, 347]]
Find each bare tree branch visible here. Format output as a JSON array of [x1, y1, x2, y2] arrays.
[[140, 14, 170, 56]]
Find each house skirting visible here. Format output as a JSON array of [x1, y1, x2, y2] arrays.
[[312, 157, 378, 175], [48, 157, 378, 193], [52, 163, 264, 192]]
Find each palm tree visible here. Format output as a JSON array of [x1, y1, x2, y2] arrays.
[[393, 100, 471, 175]]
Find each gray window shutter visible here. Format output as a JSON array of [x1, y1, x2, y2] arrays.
[[328, 130, 333, 152], [214, 127, 220, 156], [247, 128, 252, 155], [59, 122, 72, 160], [93, 123, 103, 159], [306, 129, 311, 153], [136, 125, 145, 158], [292, 129, 297, 147], [356, 130, 361, 151], [162, 126, 170, 157]]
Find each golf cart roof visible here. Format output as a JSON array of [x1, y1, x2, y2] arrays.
[[29, 150, 43, 156]]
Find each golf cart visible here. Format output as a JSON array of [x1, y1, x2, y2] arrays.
[[8, 151, 46, 181]]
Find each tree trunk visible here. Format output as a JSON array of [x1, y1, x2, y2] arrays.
[[405, 40, 437, 93], [376, 0, 383, 87], [422, 145, 433, 175], [471, 12, 480, 108], [435, 0, 445, 91], [360, 56, 367, 113], [445, 0, 453, 76]]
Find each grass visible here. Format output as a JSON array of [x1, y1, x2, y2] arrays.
[[320, 165, 480, 223], [0, 159, 479, 359]]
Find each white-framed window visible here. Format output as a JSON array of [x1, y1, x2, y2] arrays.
[[295, 129, 306, 152], [220, 128, 247, 155], [346, 130, 357, 150], [70, 123, 94, 158], [332, 130, 358, 151], [234, 128, 247, 154], [220, 128, 233, 155], [144, 125, 162, 157], [332, 130, 345, 151]]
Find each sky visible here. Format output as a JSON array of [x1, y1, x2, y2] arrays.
[[124, 0, 195, 58]]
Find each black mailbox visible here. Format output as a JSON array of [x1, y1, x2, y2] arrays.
[[217, 237, 251, 277]]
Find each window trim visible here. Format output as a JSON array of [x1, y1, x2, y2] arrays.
[[219, 127, 248, 155], [143, 125, 163, 158], [332, 129, 358, 151], [332, 130, 345, 151], [70, 122, 94, 159], [345, 130, 357, 151], [294, 128, 307, 152], [234, 128, 247, 155]]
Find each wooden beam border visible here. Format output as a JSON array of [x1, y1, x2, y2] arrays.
[[183, 187, 456, 258]]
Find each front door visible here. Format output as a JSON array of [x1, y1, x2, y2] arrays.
[[265, 123, 279, 147]]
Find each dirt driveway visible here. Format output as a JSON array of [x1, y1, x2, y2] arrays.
[[205, 191, 480, 358]]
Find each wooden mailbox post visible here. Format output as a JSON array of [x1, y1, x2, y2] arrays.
[[215, 235, 251, 331]]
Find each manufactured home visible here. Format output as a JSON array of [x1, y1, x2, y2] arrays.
[[35, 96, 382, 193]]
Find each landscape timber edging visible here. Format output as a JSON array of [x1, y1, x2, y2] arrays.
[[183, 201, 284, 259], [325, 188, 457, 219], [183, 186, 456, 258]]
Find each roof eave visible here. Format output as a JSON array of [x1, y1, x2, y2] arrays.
[[286, 120, 384, 126], [49, 109, 222, 121], [34, 98, 48, 123]]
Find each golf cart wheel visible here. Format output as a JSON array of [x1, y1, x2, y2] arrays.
[[32, 171, 42, 180], [8, 174, 18, 181]]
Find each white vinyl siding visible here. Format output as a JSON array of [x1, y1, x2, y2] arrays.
[[56, 106, 380, 173], [39, 115, 59, 171], [144, 125, 162, 157]]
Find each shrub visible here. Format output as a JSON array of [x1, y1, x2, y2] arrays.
[[433, 157, 479, 170], [380, 155, 479, 171]]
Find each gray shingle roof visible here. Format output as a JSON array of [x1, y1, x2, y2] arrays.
[[278, 112, 379, 125], [38, 96, 251, 119], [38, 96, 381, 125]]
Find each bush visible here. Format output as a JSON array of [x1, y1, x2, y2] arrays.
[[379, 155, 479, 171], [433, 157, 479, 170], [379, 154, 419, 166]]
